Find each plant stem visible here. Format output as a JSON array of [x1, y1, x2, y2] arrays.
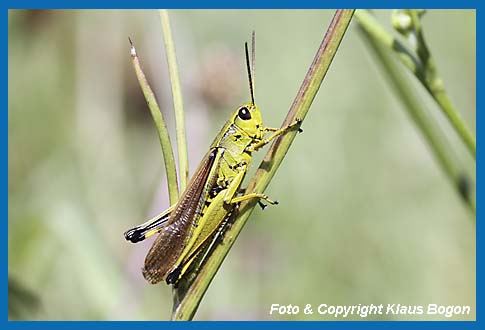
[[170, 9, 356, 320], [355, 10, 476, 159], [357, 22, 475, 214], [408, 10, 476, 159], [432, 90, 476, 158], [160, 9, 190, 191], [129, 38, 179, 205], [355, 10, 421, 75]]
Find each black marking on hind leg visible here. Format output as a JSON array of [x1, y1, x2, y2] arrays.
[[124, 228, 145, 243], [210, 185, 224, 198]]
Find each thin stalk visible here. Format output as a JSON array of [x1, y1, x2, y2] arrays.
[[355, 10, 421, 75], [160, 9, 190, 191], [408, 10, 476, 159], [357, 24, 475, 214], [129, 38, 179, 205], [170, 10, 356, 320], [432, 90, 476, 158], [355, 10, 476, 159]]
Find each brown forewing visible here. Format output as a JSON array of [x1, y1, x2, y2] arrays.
[[142, 148, 220, 284]]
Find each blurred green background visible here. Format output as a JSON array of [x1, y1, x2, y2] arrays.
[[8, 10, 475, 320]]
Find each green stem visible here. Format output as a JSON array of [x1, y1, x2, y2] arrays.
[[160, 9, 190, 191], [432, 90, 476, 159], [355, 10, 476, 159], [357, 22, 475, 214], [408, 10, 476, 159], [129, 38, 179, 205], [170, 9, 356, 320], [355, 10, 421, 76]]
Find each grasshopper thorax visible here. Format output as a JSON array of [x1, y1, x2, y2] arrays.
[[232, 102, 264, 140]]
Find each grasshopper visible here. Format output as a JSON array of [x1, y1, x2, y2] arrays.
[[124, 35, 302, 285]]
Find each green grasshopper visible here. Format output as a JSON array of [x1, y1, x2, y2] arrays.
[[124, 35, 302, 285]]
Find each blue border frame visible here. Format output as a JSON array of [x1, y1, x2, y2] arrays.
[[5, 0, 480, 328], [2, 1, 480, 9]]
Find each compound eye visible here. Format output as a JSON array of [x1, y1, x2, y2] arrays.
[[238, 107, 252, 120]]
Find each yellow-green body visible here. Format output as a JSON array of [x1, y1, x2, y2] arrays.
[[124, 101, 300, 285]]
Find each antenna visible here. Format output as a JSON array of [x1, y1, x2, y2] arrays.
[[251, 31, 256, 98], [245, 40, 255, 105]]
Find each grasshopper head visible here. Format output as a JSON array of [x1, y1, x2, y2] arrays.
[[233, 102, 264, 140]]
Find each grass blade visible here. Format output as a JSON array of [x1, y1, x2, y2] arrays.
[[160, 10, 190, 191], [129, 38, 179, 204]]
